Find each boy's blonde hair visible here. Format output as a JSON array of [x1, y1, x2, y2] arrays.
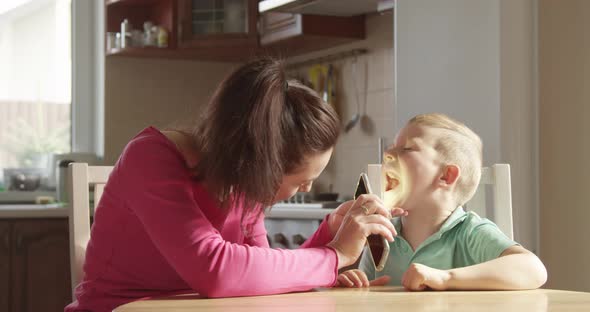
[[409, 113, 482, 206]]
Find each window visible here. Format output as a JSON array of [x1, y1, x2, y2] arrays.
[[0, 0, 103, 195], [0, 0, 71, 191]]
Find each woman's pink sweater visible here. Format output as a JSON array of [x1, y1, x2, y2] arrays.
[[65, 127, 338, 312]]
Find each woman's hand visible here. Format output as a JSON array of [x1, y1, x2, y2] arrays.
[[327, 200, 355, 237], [327, 194, 406, 268], [336, 269, 391, 288], [328, 200, 406, 237]]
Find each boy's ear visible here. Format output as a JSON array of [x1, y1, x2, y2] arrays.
[[439, 165, 460, 186]]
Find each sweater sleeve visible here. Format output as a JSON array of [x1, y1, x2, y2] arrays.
[[299, 215, 335, 248], [118, 136, 338, 298], [243, 213, 270, 248]]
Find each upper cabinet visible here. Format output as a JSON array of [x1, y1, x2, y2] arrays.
[[259, 12, 364, 57], [258, 0, 393, 16], [178, 1, 258, 46], [177, 0, 260, 60], [105, 0, 371, 61]]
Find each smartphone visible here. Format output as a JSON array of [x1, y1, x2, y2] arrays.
[[354, 173, 389, 272]]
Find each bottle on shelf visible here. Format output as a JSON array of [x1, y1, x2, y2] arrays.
[[120, 19, 130, 49]]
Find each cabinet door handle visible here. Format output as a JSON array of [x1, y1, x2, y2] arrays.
[[15, 234, 22, 252], [273, 233, 290, 249], [292, 234, 306, 246], [2, 233, 8, 251]]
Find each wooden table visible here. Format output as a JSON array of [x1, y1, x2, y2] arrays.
[[114, 286, 590, 312]]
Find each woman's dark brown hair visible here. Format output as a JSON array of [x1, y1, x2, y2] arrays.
[[192, 57, 340, 212]]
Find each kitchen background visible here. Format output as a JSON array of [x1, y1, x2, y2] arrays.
[[104, 7, 395, 198], [0, 0, 589, 311]]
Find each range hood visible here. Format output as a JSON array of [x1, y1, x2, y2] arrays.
[[258, 0, 394, 17]]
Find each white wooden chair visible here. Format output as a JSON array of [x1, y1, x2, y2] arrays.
[[367, 163, 513, 239], [67, 163, 114, 299], [464, 164, 513, 239]]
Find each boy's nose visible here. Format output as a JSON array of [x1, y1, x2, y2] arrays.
[[383, 150, 399, 163]]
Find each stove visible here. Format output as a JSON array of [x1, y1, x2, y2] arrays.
[[264, 202, 340, 249]]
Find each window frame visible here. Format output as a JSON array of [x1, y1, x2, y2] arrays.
[[71, 0, 104, 158]]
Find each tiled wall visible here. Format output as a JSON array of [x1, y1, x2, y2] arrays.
[[104, 58, 238, 164], [288, 12, 394, 199]]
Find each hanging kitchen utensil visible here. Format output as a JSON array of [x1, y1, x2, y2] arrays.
[[359, 58, 375, 134], [326, 64, 336, 105], [345, 58, 362, 132], [307, 64, 328, 94]]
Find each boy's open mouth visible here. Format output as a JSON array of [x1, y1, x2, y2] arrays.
[[384, 171, 400, 192]]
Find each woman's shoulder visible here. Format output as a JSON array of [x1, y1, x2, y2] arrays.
[[124, 126, 176, 154], [121, 126, 198, 168], [160, 129, 199, 168]]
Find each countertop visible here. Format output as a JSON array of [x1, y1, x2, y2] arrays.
[[0, 203, 335, 219], [0, 203, 68, 218]]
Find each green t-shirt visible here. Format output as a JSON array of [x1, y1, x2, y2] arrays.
[[359, 207, 517, 285]]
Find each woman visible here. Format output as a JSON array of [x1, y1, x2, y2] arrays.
[[66, 57, 400, 312]]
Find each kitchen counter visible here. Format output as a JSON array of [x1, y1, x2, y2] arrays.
[[0, 203, 336, 219], [266, 206, 334, 219], [0, 203, 68, 218]]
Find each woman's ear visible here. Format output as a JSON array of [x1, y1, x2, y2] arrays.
[[439, 165, 460, 186]]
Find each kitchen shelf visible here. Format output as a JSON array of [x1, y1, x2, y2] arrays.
[[266, 206, 335, 220], [105, 0, 177, 50], [106, 0, 162, 6], [106, 47, 173, 58], [106, 46, 258, 62]]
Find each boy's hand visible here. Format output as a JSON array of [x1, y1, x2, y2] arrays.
[[401, 263, 451, 291], [336, 269, 391, 288]]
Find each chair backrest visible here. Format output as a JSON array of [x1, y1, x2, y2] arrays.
[[464, 164, 513, 239], [367, 163, 513, 239], [68, 163, 114, 299]]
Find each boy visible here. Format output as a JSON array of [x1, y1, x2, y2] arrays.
[[337, 113, 547, 290]]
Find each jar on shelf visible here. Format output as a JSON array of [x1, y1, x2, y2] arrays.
[[157, 26, 168, 48]]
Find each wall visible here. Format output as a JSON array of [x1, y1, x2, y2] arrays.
[[499, 0, 537, 254], [539, 0, 590, 291], [396, 0, 501, 165], [104, 58, 237, 164], [394, 0, 538, 251]]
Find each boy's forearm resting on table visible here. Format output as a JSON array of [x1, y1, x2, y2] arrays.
[[447, 246, 547, 290]]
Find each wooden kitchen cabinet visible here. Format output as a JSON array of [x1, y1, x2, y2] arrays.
[[259, 12, 365, 57], [105, 0, 367, 61], [177, 0, 259, 60], [0, 221, 10, 312], [1, 219, 71, 312], [106, 0, 259, 61]]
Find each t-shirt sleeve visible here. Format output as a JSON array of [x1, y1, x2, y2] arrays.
[[464, 219, 518, 264], [118, 135, 338, 298]]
